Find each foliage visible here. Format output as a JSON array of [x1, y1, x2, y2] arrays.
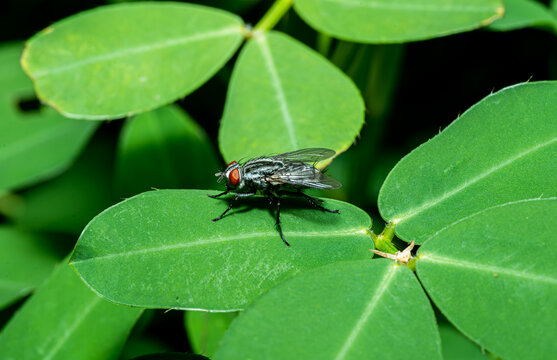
[[0, 0, 555, 359]]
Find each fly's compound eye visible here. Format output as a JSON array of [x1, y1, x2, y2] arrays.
[[228, 161, 237, 167], [228, 168, 240, 186]]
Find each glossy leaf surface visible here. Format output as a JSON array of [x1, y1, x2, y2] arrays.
[[115, 105, 219, 197], [488, 0, 557, 32], [0, 259, 142, 360], [0, 226, 60, 309], [417, 198, 557, 360], [378, 81, 557, 243], [215, 259, 441, 360], [21, 3, 244, 119], [70, 190, 372, 310], [219, 31, 364, 162], [294, 0, 503, 43], [0, 43, 98, 191]]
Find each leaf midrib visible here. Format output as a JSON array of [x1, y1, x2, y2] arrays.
[[71, 228, 368, 264], [394, 136, 557, 223], [420, 254, 557, 286], [30, 26, 242, 78], [256, 35, 298, 149], [334, 264, 398, 360], [41, 295, 101, 360], [319, 0, 500, 13]]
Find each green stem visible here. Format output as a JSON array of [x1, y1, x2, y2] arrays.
[[371, 222, 398, 254], [253, 0, 293, 32], [316, 33, 332, 56]]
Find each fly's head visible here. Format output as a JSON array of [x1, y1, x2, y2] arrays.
[[216, 161, 243, 189]]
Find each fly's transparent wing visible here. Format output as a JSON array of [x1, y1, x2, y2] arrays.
[[267, 163, 342, 189], [271, 148, 336, 164]]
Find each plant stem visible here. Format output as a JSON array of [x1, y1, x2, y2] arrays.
[[371, 221, 398, 254], [254, 0, 294, 32]]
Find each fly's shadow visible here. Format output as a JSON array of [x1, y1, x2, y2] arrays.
[[209, 193, 341, 246]]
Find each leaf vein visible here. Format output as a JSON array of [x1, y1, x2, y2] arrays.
[[71, 228, 368, 264], [334, 264, 398, 360], [41, 295, 101, 360], [395, 136, 557, 223], [32, 26, 241, 78], [421, 255, 557, 286], [256, 35, 298, 149]]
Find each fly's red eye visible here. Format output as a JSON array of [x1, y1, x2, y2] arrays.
[[228, 161, 237, 167], [228, 168, 240, 186]]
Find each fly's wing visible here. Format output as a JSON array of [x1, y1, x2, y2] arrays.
[[271, 148, 336, 164], [267, 162, 342, 189]]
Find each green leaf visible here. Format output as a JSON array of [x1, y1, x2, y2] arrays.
[[185, 311, 237, 358], [293, 0, 504, 43], [0, 43, 98, 192], [2, 133, 115, 234], [378, 81, 557, 243], [130, 353, 209, 360], [439, 323, 489, 360], [0, 259, 142, 360], [488, 0, 557, 32], [416, 198, 557, 360], [70, 189, 372, 310], [0, 226, 60, 309], [185, 312, 236, 357], [219, 31, 364, 162], [21, 3, 244, 119], [215, 259, 441, 360], [115, 105, 219, 197]]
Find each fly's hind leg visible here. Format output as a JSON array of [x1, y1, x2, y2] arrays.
[[299, 191, 340, 213], [277, 190, 340, 214], [266, 192, 290, 247]]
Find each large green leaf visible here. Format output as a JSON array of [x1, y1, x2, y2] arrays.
[[21, 3, 244, 119], [2, 133, 115, 234], [185, 311, 237, 357], [417, 198, 557, 360], [0, 226, 60, 309], [0, 43, 98, 192], [219, 31, 364, 162], [70, 189, 372, 310], [115, 105, 219, 197], [0, 259, 142, 360], [215, 259, 441, 360], [488, 0, 557, 32], [378, 81, 557, 243], [293, 0, 503, 43]]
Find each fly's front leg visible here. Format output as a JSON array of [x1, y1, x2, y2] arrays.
[[266, 192, 290, 247], [207, 187, 230, 199], [211, 191, 256, 222]]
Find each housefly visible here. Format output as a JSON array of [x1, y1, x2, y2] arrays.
[[208, 148, 341, 247]]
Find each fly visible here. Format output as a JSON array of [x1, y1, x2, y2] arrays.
[[208, 148, 341, 247]]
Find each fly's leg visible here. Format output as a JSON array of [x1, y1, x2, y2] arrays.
[[277, 190, 340, 214], [212, 201, 234, 222], [299, 191, 340, 213], [207, 188, 230, 198], [266, 192, 290, 247], [211, 192, 256, 221]]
